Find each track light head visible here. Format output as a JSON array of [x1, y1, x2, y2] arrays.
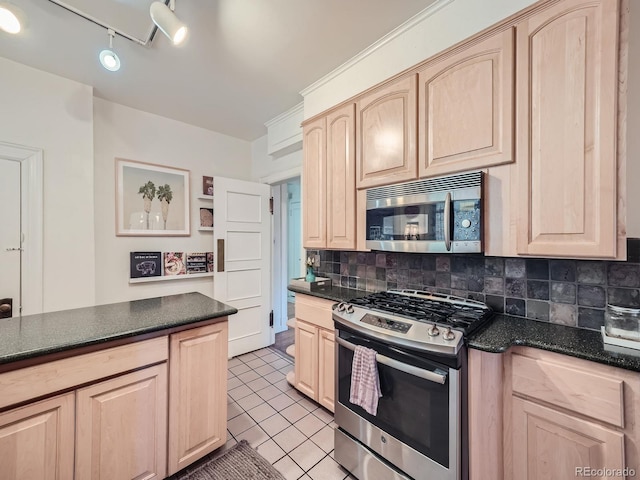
[[99, 29, 121, 71], [150, 1, 188, 45]]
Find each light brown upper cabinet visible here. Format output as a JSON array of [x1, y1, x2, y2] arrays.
[[516, 0, 620, 258], [356, 74, 417, 188], [303, 103, 356, 249], [418, 28, 515, 178], [302, 116, 327, 249]]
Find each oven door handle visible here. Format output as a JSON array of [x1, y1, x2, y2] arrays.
[[336, 337, 448, 385]]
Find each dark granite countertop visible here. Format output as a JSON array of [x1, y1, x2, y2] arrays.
[[288, 284, 370, 303], [468, 314, 640, 373], [289, 287, 640, 373], [0, 292, 237, 366]]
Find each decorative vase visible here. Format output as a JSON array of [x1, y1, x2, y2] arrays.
[[305, 266, 316, 282]]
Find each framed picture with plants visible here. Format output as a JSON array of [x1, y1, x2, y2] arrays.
[[115, 158, 191, 236]]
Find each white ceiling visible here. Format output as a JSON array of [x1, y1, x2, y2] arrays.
[[0, 0, 437, 141]]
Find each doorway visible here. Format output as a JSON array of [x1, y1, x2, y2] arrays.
[[0, 142, 43, 317], [270, 175, 302, 357]]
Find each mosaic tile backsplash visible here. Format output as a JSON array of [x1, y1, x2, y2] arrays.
[[305, 239, 640, 331]]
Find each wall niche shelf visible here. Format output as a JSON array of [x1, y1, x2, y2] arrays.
[[129, 272, 213, 284], [197, 195, 213, 202], [198, 227, 213, 232]]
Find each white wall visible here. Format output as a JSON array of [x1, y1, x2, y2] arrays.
[[251, 134, 302, 182], [0, 57, 95, 312], [93, 98, 253, 305]]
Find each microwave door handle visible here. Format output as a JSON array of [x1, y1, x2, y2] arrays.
[[336, 337, 447, 385], [444, 192, 452, 251]]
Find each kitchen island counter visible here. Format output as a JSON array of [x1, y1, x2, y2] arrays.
[[0, 292, 236, 369]]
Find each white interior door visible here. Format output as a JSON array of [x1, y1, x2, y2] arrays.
[[214, 177, 272, 358], [0, 158, 21, 317]]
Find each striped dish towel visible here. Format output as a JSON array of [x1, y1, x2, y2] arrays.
[[349, 345, 382, 416]]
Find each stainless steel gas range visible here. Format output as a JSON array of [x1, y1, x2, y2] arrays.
[[332, 289, 493, 480]]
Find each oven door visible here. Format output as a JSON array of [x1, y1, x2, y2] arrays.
[[334, 327, 461, 480]]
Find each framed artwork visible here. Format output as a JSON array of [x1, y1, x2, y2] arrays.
[[116, 158, 190, 236], [202, 176, 214, 196]]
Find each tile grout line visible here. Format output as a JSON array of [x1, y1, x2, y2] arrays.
[[225, 346, 351, 480]]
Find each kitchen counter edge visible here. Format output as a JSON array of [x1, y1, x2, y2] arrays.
[[0, 292, 237, 367], [288, 284, 370, 303]]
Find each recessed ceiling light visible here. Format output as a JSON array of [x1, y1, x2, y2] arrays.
[[0, 5, 20, 34], [99, 49, 120, 71], [99, 29, 121, 72]]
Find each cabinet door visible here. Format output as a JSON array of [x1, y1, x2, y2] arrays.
[[303, 116, 327, 248], [294, 320, 319, 400], [516, 0, 619, 258], [326, 103, 356, 250], [418, 28, 514, 178], [168, 322, 228, 475], [512, 397, 624, 479], [75, 364, 168, 480], [356, 74, 417, 188], [0, 393, 74, 480], [317, 328, 335, 413]]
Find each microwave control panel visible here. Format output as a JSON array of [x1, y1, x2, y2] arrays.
[[453, 200, 481, 241]]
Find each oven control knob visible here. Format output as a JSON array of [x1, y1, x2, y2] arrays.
[[443, 327, 456, 341], [427, 324, 440, 337], [346, 304, 354, 314], [336, 302, 346, 312]]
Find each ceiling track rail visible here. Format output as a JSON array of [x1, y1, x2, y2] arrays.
[[47, 0, 167, 46]]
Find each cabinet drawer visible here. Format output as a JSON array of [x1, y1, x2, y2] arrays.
[[295, 294, 335, 331], [511, 350, 624, 427], [0, 337, 168, 410]]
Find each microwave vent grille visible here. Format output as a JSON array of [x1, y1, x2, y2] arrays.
[[366, 171, 482, 201]]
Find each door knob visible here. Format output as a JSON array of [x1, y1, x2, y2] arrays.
[[5, 247, 22, 252], [0, 299, 12, 318]]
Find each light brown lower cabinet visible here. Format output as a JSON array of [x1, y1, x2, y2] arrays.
[[293, 294, 335, 413], [511, 397, 624, 479], [294, 320, 335, 412], [0, 393, 75, 480], [168, 322, 228, 475], [75, 364, 168, 480], [469, 347, 639, 480], [0, 320, 229, 480]]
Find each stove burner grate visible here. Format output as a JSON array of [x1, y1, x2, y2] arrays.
[[349, 290, 492, 336]]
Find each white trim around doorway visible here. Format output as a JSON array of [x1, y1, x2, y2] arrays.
[[0, 141, 44, 315]]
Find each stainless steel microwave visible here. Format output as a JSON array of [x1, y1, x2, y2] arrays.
[[365, 171, 483, 253]]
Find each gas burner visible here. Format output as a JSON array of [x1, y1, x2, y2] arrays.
[[332, 289, 493, 356], [347, 289, 492, 336]]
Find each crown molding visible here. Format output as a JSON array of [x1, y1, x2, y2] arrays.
[[300, 0, 454, 97]]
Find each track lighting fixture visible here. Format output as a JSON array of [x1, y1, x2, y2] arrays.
[[150, 0, 187, 45], [99, 29, 120, 71], [0, 3, 21, 34]]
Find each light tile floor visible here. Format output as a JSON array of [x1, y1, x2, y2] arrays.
[[224, 347, 354, 480]]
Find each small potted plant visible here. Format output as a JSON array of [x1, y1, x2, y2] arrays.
[[305, 256, 316, 282]]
